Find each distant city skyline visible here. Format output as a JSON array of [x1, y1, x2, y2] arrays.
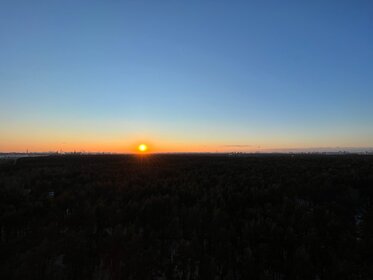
[[1, 0, 372, 153]]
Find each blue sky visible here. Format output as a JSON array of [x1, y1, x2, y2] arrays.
[[1, 0, 372, 152]]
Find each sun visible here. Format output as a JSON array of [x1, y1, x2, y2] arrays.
[[138, 144, 148, 152]]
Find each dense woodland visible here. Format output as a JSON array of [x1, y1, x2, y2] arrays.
[[1, 154, 373, 279]]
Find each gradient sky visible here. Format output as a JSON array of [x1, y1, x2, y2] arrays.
[[1, 0, 372, 153]]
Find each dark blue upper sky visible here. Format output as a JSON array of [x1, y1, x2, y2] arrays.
[[1, 0, 372, 152]]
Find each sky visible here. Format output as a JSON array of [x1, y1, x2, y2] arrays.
[[1, 0, 372, 153]]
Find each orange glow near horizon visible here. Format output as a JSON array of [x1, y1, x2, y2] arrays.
[[1, 135, 368, 154]]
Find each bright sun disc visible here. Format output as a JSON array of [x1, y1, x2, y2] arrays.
[[138, 144, 148, 152]]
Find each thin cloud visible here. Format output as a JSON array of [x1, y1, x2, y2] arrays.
[[222, 145, 258, 148]]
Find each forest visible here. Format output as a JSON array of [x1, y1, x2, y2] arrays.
[[0, 154, 373, 280]]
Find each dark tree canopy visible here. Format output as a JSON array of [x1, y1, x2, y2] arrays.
[[0, 154, 373, 279]]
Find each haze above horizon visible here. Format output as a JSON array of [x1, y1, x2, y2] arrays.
[[1, 0, 372, 153]]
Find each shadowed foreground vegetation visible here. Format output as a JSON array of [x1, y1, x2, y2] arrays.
[[1, 154, 373, 279]]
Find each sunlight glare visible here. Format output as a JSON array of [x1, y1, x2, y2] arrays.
[[138, 144, 148, 152]]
